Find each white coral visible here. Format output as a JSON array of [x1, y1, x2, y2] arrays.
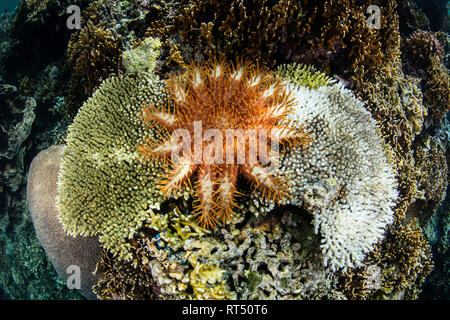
[[278, 82, 398, 272]]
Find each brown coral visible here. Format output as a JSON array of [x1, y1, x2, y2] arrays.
[[339, 220, 434, 300], [410, 138, 448, 221], [93, 248, 157, 300], [65, 20, 123, 115], [403, 30, 449, 121], [422, 56, 450, 121], [405, 30, 445, 67]]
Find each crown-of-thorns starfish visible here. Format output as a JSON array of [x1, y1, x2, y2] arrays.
[[138, 59, 312, 229]]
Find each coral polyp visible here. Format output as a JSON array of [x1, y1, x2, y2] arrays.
[[138, 59, 312, 228]]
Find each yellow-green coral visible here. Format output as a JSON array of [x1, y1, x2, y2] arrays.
[[276, 63, 333, 89], [122, 37, 161, 74], [188, 259, 233, 300], [57, 73, 171, 261]]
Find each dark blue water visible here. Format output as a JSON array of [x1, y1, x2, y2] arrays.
[[0, 0, 20, 13]]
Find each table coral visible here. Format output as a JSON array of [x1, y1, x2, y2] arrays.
[[57, 73, 169, 261]]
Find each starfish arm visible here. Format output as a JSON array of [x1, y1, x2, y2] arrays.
[[137, 136, 184, 161], [158, 157, 196, 197], [215, 165, 240, 224], [193, 165, 218, 229], [269, 122, 313, 149], [141, 104, 180, 131], [241, 164, 291, 204]]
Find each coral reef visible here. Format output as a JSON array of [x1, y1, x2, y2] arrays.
[[3, 0, 446, 301]]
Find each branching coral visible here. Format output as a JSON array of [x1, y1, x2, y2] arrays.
[[405, 30, 445, 67], [355, 58, 427, 223], [174, 0, 303, 66], [66, 20, 123, 115], [93, 249, 157, 300], [159, 0, 400, 82], [122, 37, 161, 74], [138, 59, 312, 228], [276, 63, 332, 89], [339, 220, 433, 300], [412, 138, 448, 220], [422, 56, 450, 121], [403, 30, 449, 121]]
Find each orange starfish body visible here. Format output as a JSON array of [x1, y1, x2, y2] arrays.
[[138, 59, 312, 228]]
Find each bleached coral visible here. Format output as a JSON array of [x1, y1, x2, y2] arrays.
[[276, 80, 398, 271]]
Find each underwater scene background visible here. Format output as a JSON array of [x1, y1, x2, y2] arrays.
[[0, 0, 449, 300]]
